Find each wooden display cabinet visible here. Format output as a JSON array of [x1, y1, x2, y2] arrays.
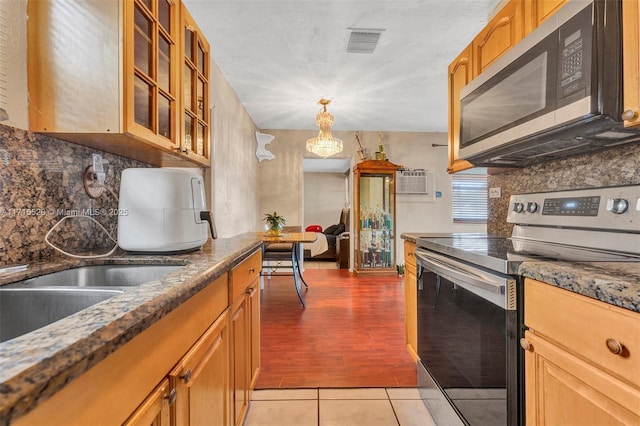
[[353, 160, 399, 276]]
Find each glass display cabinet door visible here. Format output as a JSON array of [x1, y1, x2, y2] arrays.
[[353, 160, 398, 276], [130, 0, 179, 150], [181, 5, 210, 166]]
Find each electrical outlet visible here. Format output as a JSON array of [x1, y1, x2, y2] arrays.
[[489, 187, 502, 198]]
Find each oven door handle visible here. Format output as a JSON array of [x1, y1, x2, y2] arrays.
[[415, 249, 508, 295]]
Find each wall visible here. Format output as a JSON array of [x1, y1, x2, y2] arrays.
[[303, 172, 346, 229], [258, 130, 486, 264], [488, 143, 640, 237], [207, 61, 259, 238]]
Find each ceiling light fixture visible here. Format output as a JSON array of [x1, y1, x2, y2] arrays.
[[306, 99, 343, 158]]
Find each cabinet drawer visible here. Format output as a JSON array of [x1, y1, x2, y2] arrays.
[[230, 249, 262, 302], [404, 241, 416, 268], [525, 279, 640, 388]]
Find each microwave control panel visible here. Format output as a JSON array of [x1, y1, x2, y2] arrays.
[[557, 3, 592, 101]]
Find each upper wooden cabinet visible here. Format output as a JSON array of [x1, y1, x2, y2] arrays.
[[623, 0, 640, 128], [447, 45, 474, 174], [472, 0, 524, 75], [180, 5, 211, 165], [524, 0, 570, 33], [27, 0, 210, 167]]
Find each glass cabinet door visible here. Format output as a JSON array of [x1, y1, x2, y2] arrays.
[[353, 160, 398, 276], [181, 5, 210, 165], [130, 0, 178, 148]]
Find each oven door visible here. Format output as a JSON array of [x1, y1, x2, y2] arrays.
[[415, 249, 519, 426]]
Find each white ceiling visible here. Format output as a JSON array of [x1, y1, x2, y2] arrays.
[[183, 0, 502, 132]]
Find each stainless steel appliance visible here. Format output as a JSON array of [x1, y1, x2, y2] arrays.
[[415, 185, 640, 426], [459, 0, 640, 167]]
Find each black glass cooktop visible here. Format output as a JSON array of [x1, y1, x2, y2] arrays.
[[416, 233, 640, 275]]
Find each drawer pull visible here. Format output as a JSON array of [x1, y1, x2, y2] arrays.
[[249, 267, 255, 273], [606, 338, 624, 355], [520, 338, 532, 351], [408, 252, 414, 257]]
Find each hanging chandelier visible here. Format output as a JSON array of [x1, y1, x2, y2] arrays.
[[306, 99, 343, 158]]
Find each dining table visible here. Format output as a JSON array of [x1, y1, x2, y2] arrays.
[[259, 231, 317, 307]]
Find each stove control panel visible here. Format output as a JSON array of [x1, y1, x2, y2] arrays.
[[542, 196, 600, 216], [507, 185, 640, 231]]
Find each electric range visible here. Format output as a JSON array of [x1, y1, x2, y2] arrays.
[[413, 185, 640, 426]]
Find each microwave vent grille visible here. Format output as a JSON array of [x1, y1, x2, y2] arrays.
[[397, 170, 429, 194]]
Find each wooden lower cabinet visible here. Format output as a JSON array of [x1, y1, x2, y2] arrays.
[[13, 249, 263, 426], [248, 279, 261, 389], [229, 250, 262, 426], [403, 241, 418, 361], [523, 279, 640, 425], [125, 379, 172, 426], [171, 310, 230, 426], [231, 297, 249, 426]]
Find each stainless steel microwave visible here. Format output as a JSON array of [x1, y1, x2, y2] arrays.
[[459, 0, 640, 167]]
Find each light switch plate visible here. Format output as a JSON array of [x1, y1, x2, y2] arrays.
[[489, 187, 502, 198]]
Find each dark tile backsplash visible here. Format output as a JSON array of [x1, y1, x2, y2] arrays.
[[0, 125, 153, 265], [488, 143, 640, 237]]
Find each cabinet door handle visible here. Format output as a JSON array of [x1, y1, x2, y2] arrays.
[[606, 338, 624, 355], [249, 267, 255, 273], [180, 369, 192, 384], [246, 286, 257, 296], [408, 252, 414, 257], [520, 338, 532, 351], [165, 388, 177, 406]]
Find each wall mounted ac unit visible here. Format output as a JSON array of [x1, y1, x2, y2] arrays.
[[397, 170, 429, 194]]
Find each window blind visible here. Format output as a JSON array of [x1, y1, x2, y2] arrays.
[[452, 174, 488, 223]]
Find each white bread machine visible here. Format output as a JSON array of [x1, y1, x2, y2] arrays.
[[117, 168, 216, 252]]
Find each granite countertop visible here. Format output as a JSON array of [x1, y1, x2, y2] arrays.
[[0, 233, 263, 425], [519, 261, 640, 313]]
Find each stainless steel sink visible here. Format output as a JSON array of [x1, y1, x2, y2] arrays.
[[0, 264, 184, 343], [8, 264, 183, 288], [0, 288, 124, 343]]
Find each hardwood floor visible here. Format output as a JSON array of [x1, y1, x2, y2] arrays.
[[256, 269, 417, 389]]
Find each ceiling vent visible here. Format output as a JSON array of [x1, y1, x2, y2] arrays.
[[347, 28, 384, 54]]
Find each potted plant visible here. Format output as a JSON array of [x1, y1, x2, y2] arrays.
[[264, 211, 286, 235]]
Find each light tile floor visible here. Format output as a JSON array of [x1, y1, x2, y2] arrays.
[[244, 388, 436, 426]]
